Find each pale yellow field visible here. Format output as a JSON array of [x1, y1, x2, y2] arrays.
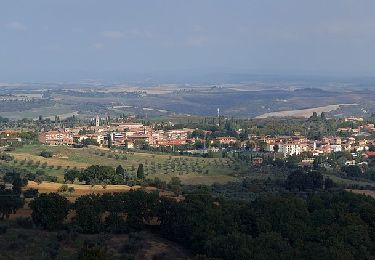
[[346, 189, 375, 199], [26, 181, 142, 195]]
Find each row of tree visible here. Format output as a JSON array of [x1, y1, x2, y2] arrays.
[[64, 164, 145, 184]]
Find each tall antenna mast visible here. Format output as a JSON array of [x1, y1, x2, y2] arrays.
[[217, 108, 220, 126]]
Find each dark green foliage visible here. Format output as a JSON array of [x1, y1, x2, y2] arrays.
[[58, 184, 69, 193], [286, 170, 323, 191], [78, 239, 113, 260], [40, 150, 53, 158], [16, 217, 34, 229], [124, 190, 159, 230], [136, 163, 144, 179], [116, 165, 125, 180], [64, 169, 81, 183], [0, 153, 14, 161], [30, 193, 69, 230], [74, 195, 104, 233], [121, 232, 145, 254], [105, 213, 128, 233], [0, 189, 24, 220], [23, 188, 39, 198], [324, 177, 336, 190], [11, 177, 28, 194], [0, 225, 7, 234], [205, 233, 253, 260], [82, 138, 99, 146], [24, 182, 375, 259], [343, 165, 362, 178], [79, 165, 121, 184], [157, 191, 375, 259]]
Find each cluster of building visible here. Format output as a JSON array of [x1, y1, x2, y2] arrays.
[[263, 135, 370, 157], [38, 116, 195, 148], [262, 123, 375, 157], [38, 116, 375, 159]]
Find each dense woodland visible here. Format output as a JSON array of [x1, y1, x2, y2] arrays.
[[2, 185, 375, 259]]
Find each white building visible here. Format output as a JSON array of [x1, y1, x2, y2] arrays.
[[279, 143, 302, 157]]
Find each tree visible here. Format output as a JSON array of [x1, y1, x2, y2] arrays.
[[125, 190, 159, 230], [74, 195, 104, 233], [205, 233, 253, 260], [30, 193, 69, 230], [0, 189, 24, 220], [80, 165, 117, 184], [258, 141, 267, 152], [64, 169, 80, 183], [116, 165, 125, 180], [344, 165, 362, 178], [23, 188, 39, 198], [68, 187, 75, 194], [137, 163, 144, 179], [12, 177, 28, 194], [311, 112, 318, 120], [273, 144, 279, 160], [320, 112, 326, 120], [286, 170, 323, 191], [324, 177, 336, 190], [58, 184, 69, 193], [40, 150, 53, 158], [107, 133, 112, 148], [82, 138, 98, 146], [273, 144, 279, 153], [78, 240, 113, 260]]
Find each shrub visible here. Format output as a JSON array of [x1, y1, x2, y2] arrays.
[[23, 188, 39, 198], [58, 184, 69, 193], [0, 153, 14, 161], [17, 233, 30, 241], [152, 252, 168, 260], [57, 230, 69, 241], [16, 217, 34, 229], [0, 225, 7, 234], [36, 170, 46, 176], [40, 150, 53, 158]]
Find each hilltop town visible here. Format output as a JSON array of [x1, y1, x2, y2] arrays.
[[36, 114, 375, 165]]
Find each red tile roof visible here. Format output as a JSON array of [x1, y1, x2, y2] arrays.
[[366, 151, 375, 157]]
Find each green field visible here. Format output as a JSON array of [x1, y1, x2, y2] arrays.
[[5, 145, 245, 184]]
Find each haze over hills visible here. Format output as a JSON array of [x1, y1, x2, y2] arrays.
[[0, 79, 373, 120]]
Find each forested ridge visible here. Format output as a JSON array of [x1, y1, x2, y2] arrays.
[[23, 190, 375, 259]]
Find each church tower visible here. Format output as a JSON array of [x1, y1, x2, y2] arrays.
[[95, 115, 100, 127]]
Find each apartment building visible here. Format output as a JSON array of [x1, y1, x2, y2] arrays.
[[39, 130, 73, 145]]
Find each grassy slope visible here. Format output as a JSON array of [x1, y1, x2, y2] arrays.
[[9, 145, 239, 185]]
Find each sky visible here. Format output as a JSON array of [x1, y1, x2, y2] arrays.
[[1, 0, 375, 82]]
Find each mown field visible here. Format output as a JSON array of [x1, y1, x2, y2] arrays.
[[5, 145, 241, 185]]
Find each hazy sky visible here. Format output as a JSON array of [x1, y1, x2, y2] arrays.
[[1, 0, 375, 82]]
